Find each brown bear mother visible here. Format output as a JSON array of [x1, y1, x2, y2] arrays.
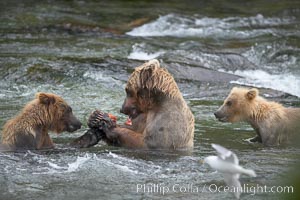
[[103, 59, 195, 150], [214, 87, 300, 146], [1, 92, 82, 151]]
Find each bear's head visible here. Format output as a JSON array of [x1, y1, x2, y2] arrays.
[[121, 59, 181, 119], [214, 87, 259, 123], [36, 92, 82, 133]]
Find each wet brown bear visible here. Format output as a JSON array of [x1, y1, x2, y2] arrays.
[[102, 59, 195, 150], [214, 87, 300, 146], [1, 92, 82, 151]]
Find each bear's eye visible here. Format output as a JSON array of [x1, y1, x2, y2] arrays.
[[126, 88, 133, 97], [67, 106, 72, 112], [61, 104, 72, 113], [226, 101, 232, 106]]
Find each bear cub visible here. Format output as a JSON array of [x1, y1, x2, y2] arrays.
[[1, 92, 81, 150], [214, 87, 300, 146]]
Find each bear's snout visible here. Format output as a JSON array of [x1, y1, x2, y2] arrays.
[[120, 99, 130, 115], [214, 111, 221, 119], [121, 105, 139, 119], [121, 99, 134, 115], [74, 120, 82, 129], [66, 115, 82, 132], [67, 121, 82, 132], [214, 112, 218, 118], [214, 109, 228, 122]]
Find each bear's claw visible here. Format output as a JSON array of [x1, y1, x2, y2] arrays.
[[88, 110, 116, 130], [71, 110, 117, 148]]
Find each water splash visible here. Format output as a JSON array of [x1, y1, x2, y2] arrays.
[[128, 50, 164, 61], [127, 14, 294, 39], [231, 70, 300, 97], [32, 153, 94, 174], [128, 43, 164, 60], [66, 153, 92, 172]]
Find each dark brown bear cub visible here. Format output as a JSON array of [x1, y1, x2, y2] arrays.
[[1, 92, 82, 150]]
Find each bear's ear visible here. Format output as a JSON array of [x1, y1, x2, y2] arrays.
[[246, 88, 258, 100], [148, 59, 160, 68], [145, 62, 156, 72], [36, 92, 56, 105]]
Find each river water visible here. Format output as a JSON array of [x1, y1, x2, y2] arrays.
[[0, 1, 300, 200]]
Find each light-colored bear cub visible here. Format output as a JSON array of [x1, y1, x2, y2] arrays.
[[214, 87, 300, 146]]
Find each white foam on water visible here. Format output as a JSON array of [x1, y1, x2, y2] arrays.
[[33, 153, 94, 174], [66, 153, 92, 172], [126, 14, 293, 38], [107, 151, 119, 159], [127, 43, 164, 60], [105, 152, 162, 175], [83, 71, 112, 82], [230, 70, 300, 97], [83, 70, 123, 87], [114, 164, 139, 174], [94, 152, 139, 174], [128, 50, 163, 60], [47, 162, 66, 170]]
